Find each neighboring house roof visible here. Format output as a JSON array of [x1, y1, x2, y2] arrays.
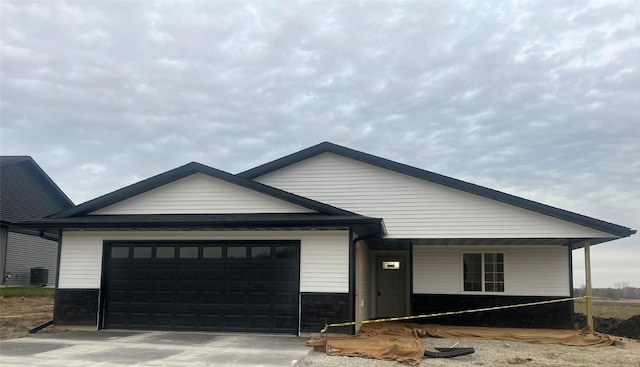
[[0, 156, 74, 225], [22, 161, 383, 234], [239, 142, 635, 238]]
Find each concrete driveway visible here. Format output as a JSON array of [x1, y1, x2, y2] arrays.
[[0, 330, 312, 366]]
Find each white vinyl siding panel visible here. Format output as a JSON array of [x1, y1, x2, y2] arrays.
[[91, 173, 315, 215], [256, 153, 613, 239], [58, 230, 348, 292], [413, 245, 569, 296], [58, 232, 103, 289]]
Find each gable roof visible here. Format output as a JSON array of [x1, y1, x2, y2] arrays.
[[0, 156, 74, 224], [239, 142, 635, 238], [49, 161, 360, 219]]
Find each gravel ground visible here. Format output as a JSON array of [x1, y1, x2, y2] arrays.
[[298, 336, 640, 367]]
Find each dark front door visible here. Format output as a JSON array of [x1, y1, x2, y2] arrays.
[[102, 241, 300, 333], [376, 255, 407, 318]]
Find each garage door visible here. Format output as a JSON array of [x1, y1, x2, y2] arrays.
[[102, 241, 300, 333]]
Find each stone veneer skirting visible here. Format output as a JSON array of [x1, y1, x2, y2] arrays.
[[300, 292, 349, 333], [412, 294, 574, 329], [54, 289, 99, 326]]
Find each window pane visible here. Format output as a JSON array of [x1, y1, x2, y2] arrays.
[[484, 252, 505, 293], [179, 247, 198, 259], [275, 246, 296, 259], [157, 247, 175, 259], [133, 247, 152, 258], [227, 247, 246, 259], [463, 254, 482, 291], [111, 247, 129, 259], [203, 247, 222, 259], [251, 246, 271, 259]]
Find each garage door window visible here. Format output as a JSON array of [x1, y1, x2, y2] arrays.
[[156, 247, 175, 259], [111, 247, 129, 259], [251, 246, 271, 259], [203, 246, 222, 258], [179, 247, 199, 259], [227, 247, 246, 259], [276, 246, 296, 259], [133, 247, 152, 258]]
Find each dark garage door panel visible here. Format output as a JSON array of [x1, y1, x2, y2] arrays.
[[103, 241, 300, 333]]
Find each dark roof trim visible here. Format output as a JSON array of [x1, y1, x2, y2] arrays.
[[0, 155, 74, 207], [20, 213, 384, 230], [239, 142, 635, 238], [50, 162, 358, 219]]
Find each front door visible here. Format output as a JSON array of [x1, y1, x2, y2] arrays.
[[376, 255, 407, 318]]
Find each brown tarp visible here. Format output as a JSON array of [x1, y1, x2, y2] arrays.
[[306, 322, 616, 365]]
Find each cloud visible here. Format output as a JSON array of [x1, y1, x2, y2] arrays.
[[81, 163, 107, 174], [1, 0, 638, 286]]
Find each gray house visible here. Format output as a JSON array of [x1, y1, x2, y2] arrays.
[[0, 156, 74, 287], [21, 143, 635, 333]]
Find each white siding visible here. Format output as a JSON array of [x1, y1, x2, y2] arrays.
[[256, 153, 613, 239], [59, 232, 103, 289], [91, 173, 315, 215], [413, 245, 570, 296], [58, 230, 348, 293]]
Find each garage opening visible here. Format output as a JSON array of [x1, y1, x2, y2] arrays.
[[102, 240, 300, 334]]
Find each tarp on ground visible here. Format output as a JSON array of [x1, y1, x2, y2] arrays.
[[306, 322, 616, 365]]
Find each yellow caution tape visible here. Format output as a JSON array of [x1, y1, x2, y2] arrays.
[[321, 295, 588, 333]]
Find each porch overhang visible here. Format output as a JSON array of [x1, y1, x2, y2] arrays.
[[364, 237, 621, 250]]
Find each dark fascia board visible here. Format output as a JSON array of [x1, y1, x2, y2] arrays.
[[0, 156, 75, 207], [50, 162, 358, 219], [19, 213, 383, 230], [239, 142, 636, 238]]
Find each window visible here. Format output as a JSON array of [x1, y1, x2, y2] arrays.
[[133, 247, 152, 258], [156, 247, 175, 259], [179, 247, 199, 259], [463, 254, 482, 291], [484, 253, 504, 292], [111, 247, 129, 259], [203, 246, 222, 259], [227, 246, 246, 259], [463, 253, 504, 292], [251, 246, 271, 259], [275, 246, 296, 259]]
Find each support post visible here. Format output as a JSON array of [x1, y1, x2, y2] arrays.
[[584, 242, 594, 331]]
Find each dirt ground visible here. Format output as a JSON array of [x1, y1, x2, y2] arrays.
[[2, 297, 640, 366], [299, 336, 640, 367], [0, 297, 56, 340]]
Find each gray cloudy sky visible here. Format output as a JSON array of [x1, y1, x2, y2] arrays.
[[1, 1, 638, 288]]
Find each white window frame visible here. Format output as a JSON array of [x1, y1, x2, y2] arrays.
[[461, 252, 505, 293]]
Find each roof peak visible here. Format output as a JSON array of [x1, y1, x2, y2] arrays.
[[50, 160, 361, 219], [238, 142, 634, 238]]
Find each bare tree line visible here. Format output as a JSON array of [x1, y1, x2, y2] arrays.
[[574, 283, 640, 299]]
